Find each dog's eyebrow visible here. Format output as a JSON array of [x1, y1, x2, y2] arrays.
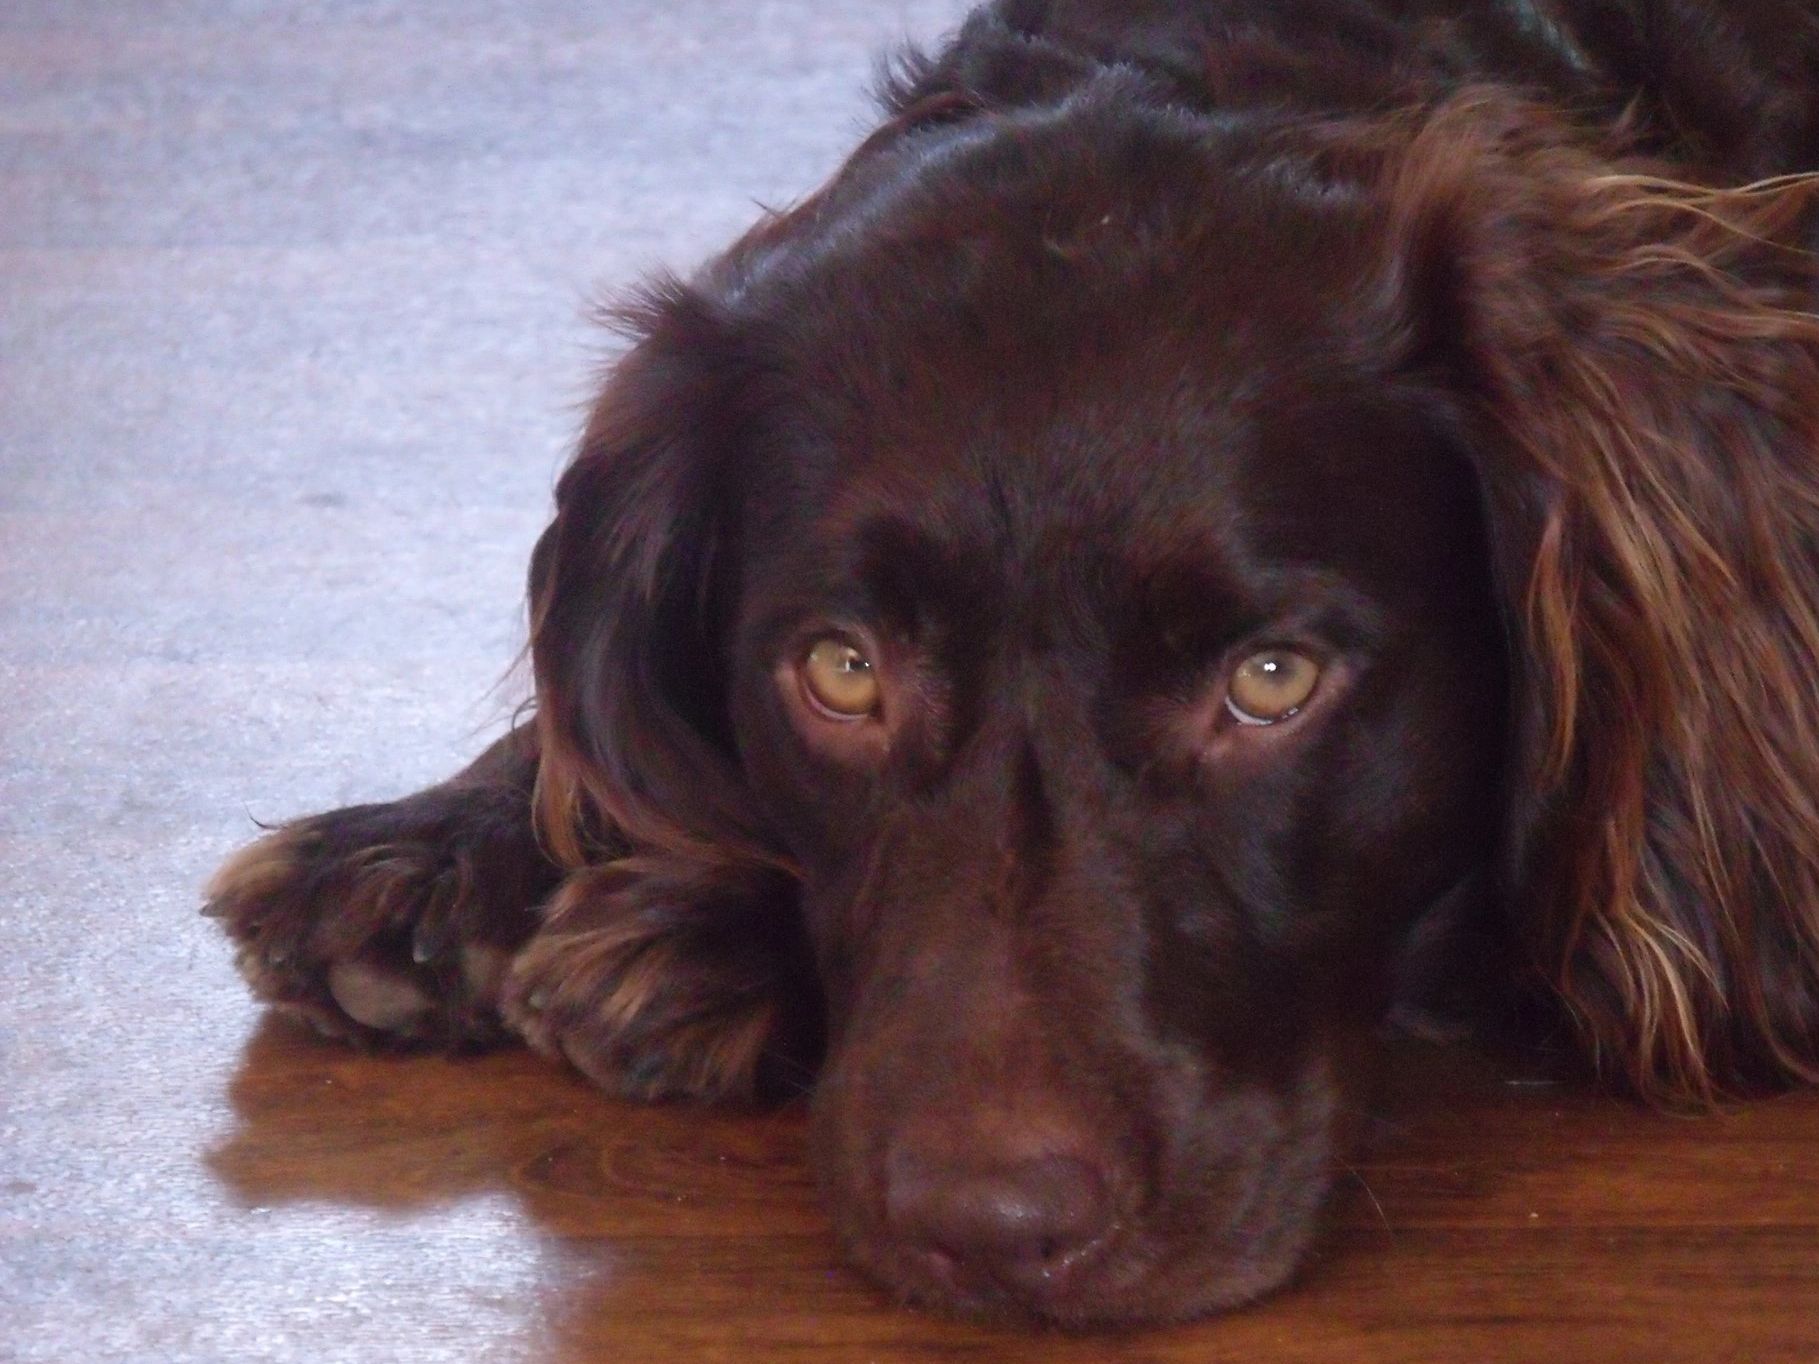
[[1117, 533, 1256, 634], [1115, 534, 1390, 662], [739, 510, 985, 648], [845, 512, 992, 636]]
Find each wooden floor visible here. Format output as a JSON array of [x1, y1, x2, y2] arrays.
[[18, 1018, 1819, 1363], [3, 2, 1818, 1360]]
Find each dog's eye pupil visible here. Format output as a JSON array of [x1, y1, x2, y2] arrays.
[[1226, 650, 1320, 726], [802, 638, 880, 718]]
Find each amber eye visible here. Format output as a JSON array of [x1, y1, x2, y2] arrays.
[[801, 637, 880, 718], [1226, 649, 1321, 725]]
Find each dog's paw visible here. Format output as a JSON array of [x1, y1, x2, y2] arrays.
[[500, 865, 820, 1103], [204, 790, 554, 1048]]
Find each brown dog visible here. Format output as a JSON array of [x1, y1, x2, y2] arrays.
[[208, 0, 1819, 1325]]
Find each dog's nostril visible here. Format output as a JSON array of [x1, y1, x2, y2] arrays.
[[885, 1150, 1112, 1292]]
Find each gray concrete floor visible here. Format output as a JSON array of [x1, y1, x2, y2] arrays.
[[0, 5, 969, 1358]]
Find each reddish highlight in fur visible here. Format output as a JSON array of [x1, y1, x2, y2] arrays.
[[1378, 98, 1819, 1103]]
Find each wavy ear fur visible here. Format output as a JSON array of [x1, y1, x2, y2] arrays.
[[521, 280, 816, 1101], [528, 280, 772, 868], [1385, 94, 1819, 1103]]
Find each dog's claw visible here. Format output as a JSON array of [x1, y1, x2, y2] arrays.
[[328, 962, 432, 1032]]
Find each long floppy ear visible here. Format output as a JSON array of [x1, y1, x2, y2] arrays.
[[527, 279, 770, 866], [1386, 95, 1819, 1104], [515, 280, 819, 1102]]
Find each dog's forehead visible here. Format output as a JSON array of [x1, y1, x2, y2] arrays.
[[735, 318, 1476, 647], [743, 100, 1381, 388], [746, 315, 1458, 600], [721, 93, 1479, 628], [782, 383, 1464, 613]]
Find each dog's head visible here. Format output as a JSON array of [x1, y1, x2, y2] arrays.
[[525, 74, 1819, 1323]]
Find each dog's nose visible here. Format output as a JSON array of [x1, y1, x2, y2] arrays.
[[884, 1148, 1112, 1294]]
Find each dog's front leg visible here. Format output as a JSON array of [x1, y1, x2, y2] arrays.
[[205, 727, 559, 1048], [501, 858, 822, 1105]]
